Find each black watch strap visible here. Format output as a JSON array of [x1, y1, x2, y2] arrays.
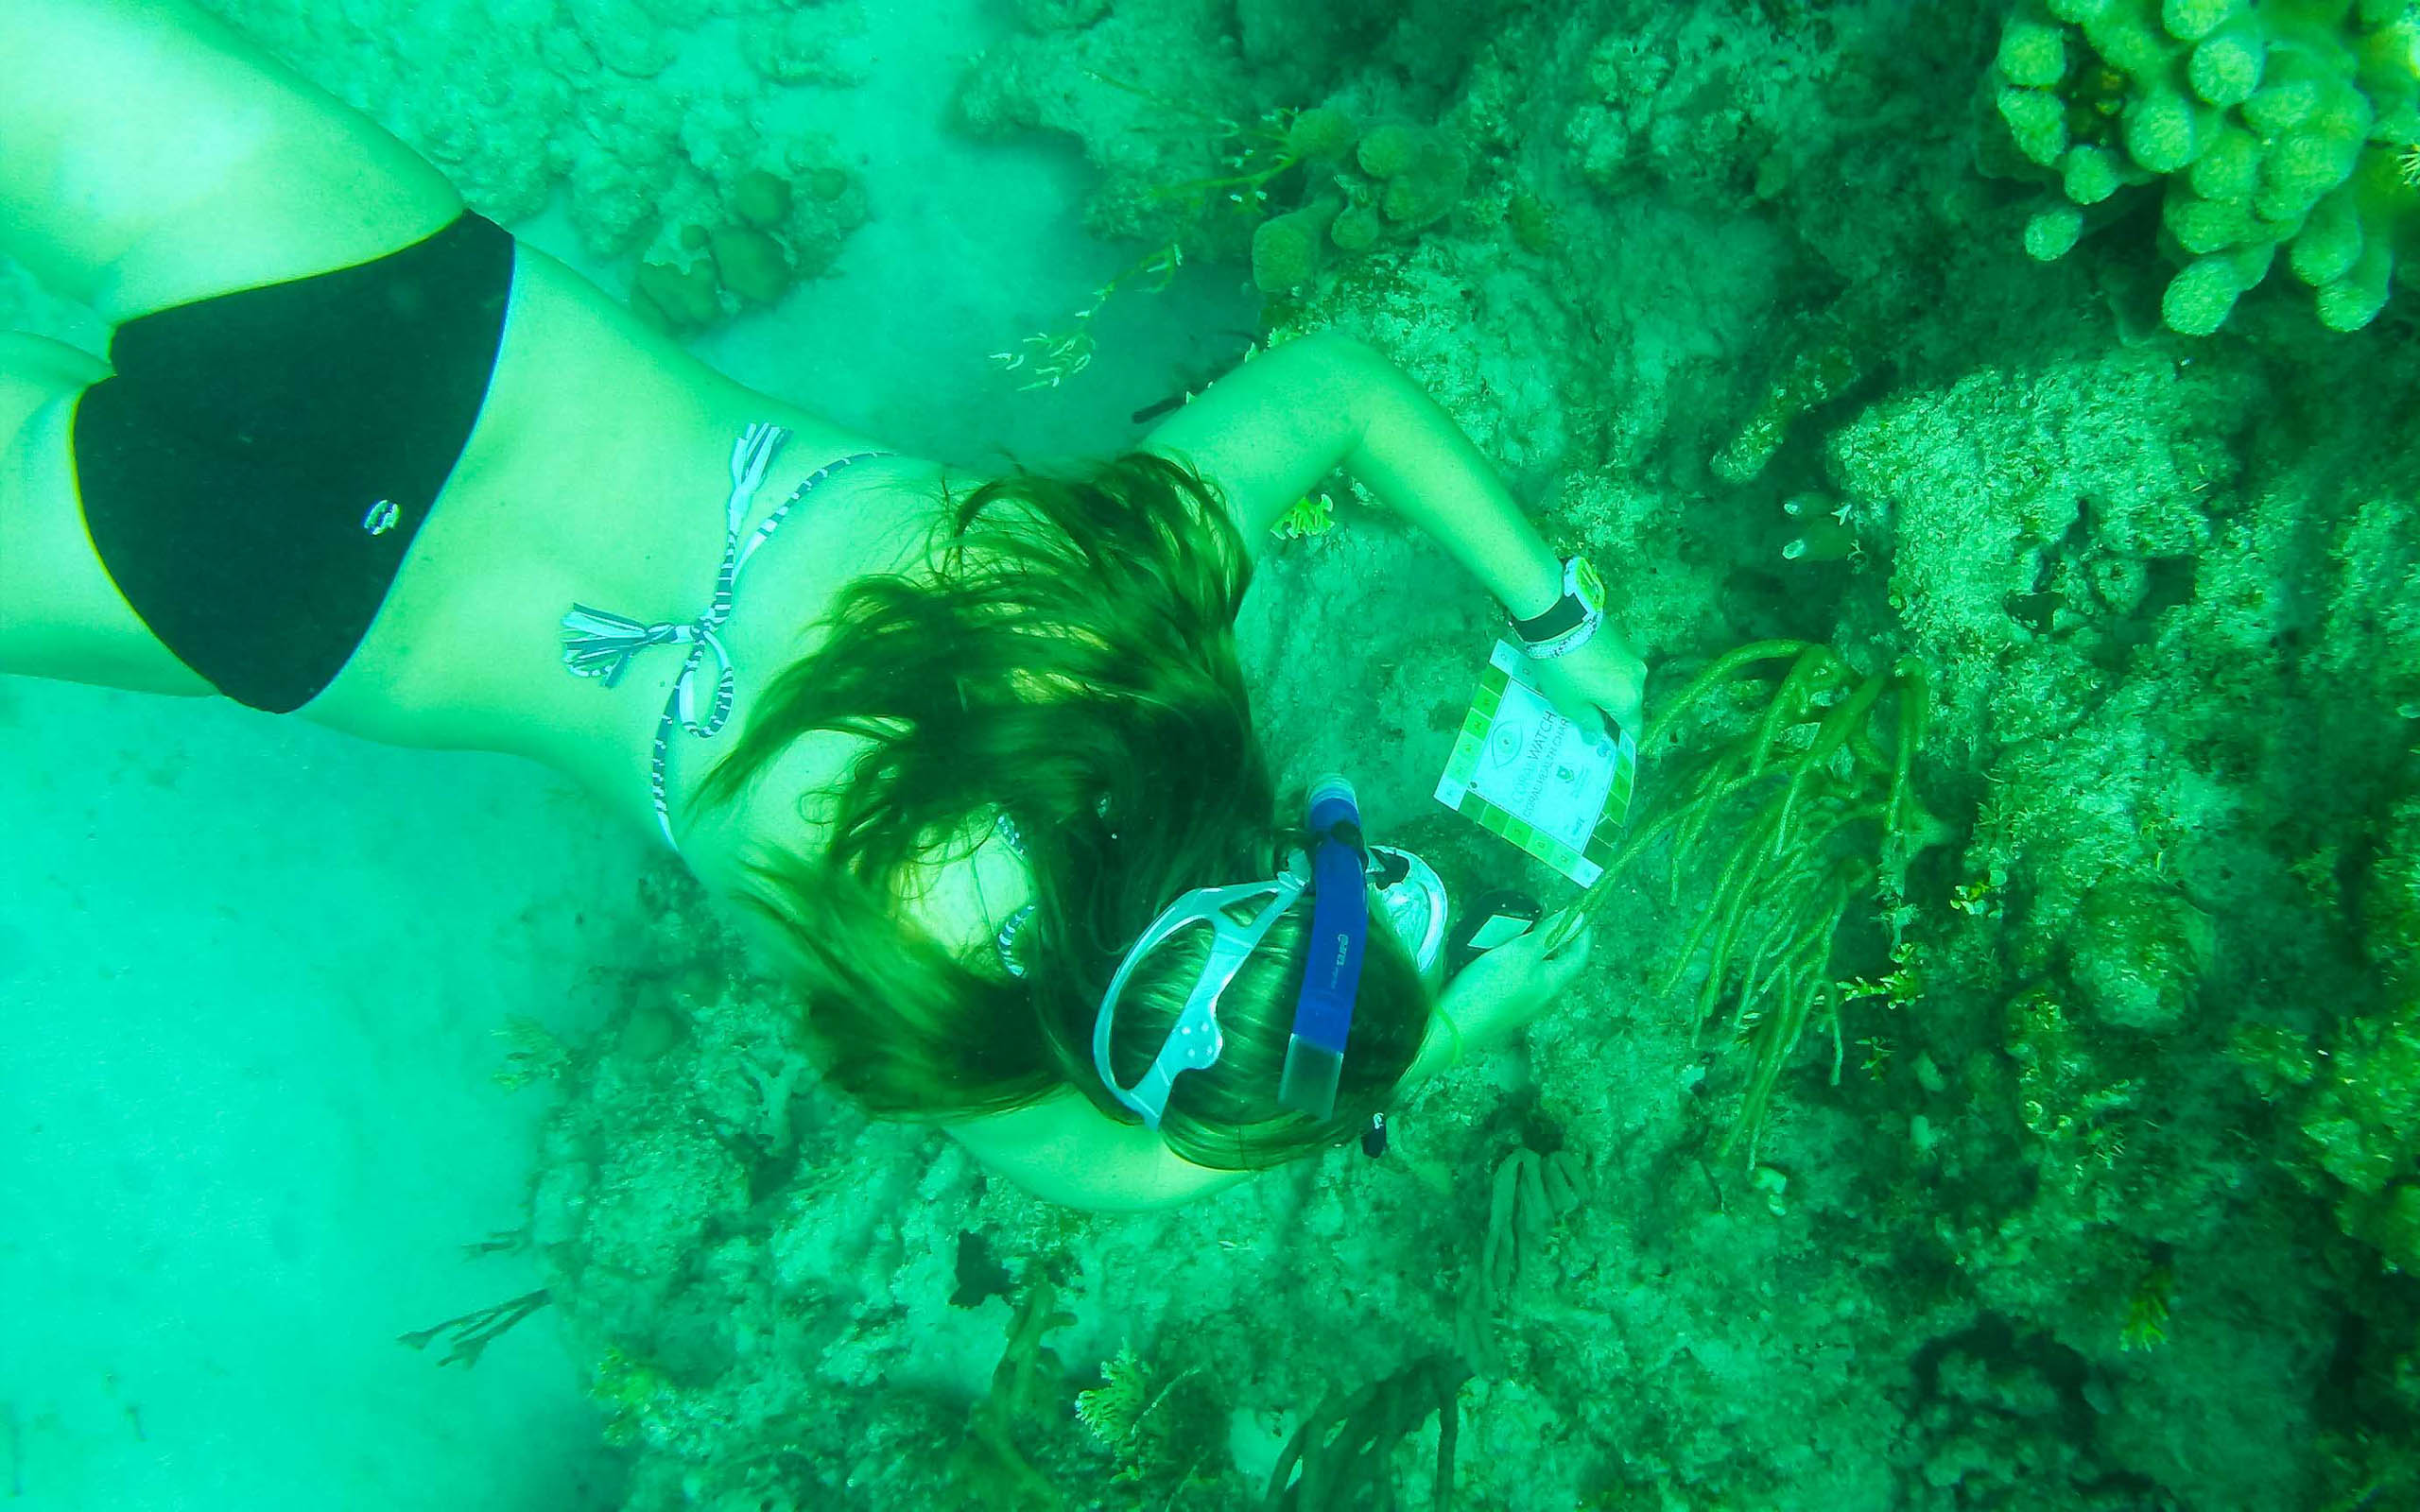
[[1510, 593, 1589, 643]]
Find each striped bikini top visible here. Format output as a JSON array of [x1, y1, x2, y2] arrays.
[[557, 421, 887, 850], [557, 421, 1033, 977]]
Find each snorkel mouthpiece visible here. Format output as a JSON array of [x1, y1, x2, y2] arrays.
[[1278, 777, 1370, 1121]]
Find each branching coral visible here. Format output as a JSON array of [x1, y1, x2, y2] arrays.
[[1478, 1146, 1590, 1300], [1454, 1145, 1590, 1378], [1265, 1354, 1472, 1512], [1562, 642, 1940, 1163], [1073, 1342, 1214, 1492], [397, 1287, 553, 1368], [948, 1285, 1077, 1510]]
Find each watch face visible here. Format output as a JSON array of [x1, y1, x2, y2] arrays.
[[1572, 557, 1607, 613]]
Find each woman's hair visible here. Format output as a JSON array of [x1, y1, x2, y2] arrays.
[[700, 452, 1432, 1170]]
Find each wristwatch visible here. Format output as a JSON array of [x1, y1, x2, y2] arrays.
[[1507, 555, 1605, 660]]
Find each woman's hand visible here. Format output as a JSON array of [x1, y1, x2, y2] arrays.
[[1436, 909, 1597, 1050], [1529, 632, 1647, 744]]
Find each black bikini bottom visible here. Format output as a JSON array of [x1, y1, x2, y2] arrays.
[[72, 211, 514, 713]]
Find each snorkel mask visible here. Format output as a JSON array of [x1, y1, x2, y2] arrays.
[[1091, 777, 1446, 1129]]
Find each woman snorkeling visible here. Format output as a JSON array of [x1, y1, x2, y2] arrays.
[[0, 0, 1644, 1211]]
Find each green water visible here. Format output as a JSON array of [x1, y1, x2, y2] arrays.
[[6, 0, 2418, 1508]]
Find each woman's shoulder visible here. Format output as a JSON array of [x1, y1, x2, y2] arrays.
[[944, 1088, 1250, 1212]]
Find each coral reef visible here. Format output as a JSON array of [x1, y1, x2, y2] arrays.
[[1981, 0, 2420, 333], [439, 1, 2420, 1508], [953, 9, 1495, 370], [201, 0, 871, 333], [24, 0, 2420, 1505]]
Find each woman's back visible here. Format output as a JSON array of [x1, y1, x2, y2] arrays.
[[0, 0, 959, 863], [297, 242, 961, 857]]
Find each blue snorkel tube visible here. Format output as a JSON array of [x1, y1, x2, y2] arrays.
[[1095, 775, 1428, 1130], [1277, 776, 1370, 1121]]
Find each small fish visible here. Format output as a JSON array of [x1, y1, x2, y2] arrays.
[[1130, 392, 1186, 425], [1130, 333, 1263, 425], [1360, 1111, 1389, 1159]]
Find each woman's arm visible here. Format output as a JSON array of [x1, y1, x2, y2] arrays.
[[943, 1090, 1253, 1213], [1143, 332, 1645, 736], [1405, 910, 1596, 1083], [1141, 332, 1566, 618]]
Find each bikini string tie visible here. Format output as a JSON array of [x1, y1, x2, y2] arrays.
[[558, 422, 890, 848]]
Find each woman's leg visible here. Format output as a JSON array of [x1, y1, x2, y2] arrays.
[[0, 1, 477, 693], [0, 332, 206, 690], [0, 0, 462, 326]]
